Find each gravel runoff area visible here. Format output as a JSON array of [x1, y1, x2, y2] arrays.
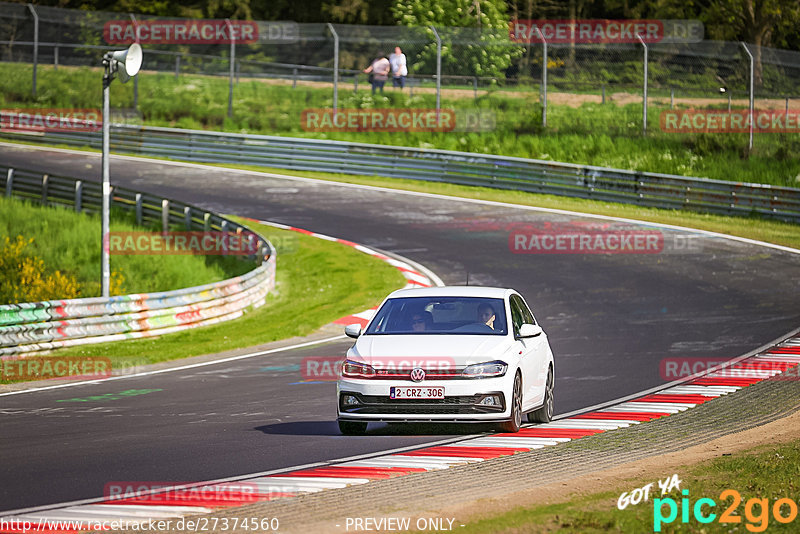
[[102, 354, 800, 534]]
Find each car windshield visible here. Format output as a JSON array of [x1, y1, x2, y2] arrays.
[[365, 296, 507, 335]]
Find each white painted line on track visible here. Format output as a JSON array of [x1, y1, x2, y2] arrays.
[[262, 476, 370, 487], [0, 335, 347, 398], [660, 386, 739, 396]]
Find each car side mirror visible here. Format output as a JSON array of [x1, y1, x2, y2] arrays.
[[344, 324, 362, 339], [518, 323, 542, 338]]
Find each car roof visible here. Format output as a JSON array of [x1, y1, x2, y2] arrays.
[[386, 286, 514, 299]]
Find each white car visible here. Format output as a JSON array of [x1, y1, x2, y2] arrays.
[[337, 286, 555, 435]]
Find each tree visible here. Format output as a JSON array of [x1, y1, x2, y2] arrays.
[[392, 0, 521, 79], [706, 0, 800, 86]]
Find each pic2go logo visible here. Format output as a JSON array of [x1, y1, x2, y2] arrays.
[[654, 489, 799, 532]]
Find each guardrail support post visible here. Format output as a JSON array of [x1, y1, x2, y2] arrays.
[[161, 199, 170, 233], [135, 193, 143, 225], [41, 174, 49, 206], [54, 46, 59, 70], [354, 75, 358, 94], [670, 88, 674, 109], [292, 68, 297, 89], [74, 180, 83, 212], [184, 206, 192, 230], [204, 212, 211, 232], [740, 42, 754, 152], [27, 4, 38, 97], [5, 169, 13, 197], [473, 77, 478, 99]]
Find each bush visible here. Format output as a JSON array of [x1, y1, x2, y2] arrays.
[[0, 234, 130, 305], [0, 236, 81, 304]]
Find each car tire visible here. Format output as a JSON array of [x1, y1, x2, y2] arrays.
[[499, 373, 523, 433], [527, 366, 554, 424], [338, 420, 368, 435]]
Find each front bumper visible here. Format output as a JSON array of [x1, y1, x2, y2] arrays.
[[337, 376, 511, 422]]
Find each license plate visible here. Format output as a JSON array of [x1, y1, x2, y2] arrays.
[[390, 386, 445, 399]]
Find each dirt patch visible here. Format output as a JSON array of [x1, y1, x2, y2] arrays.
[[254, 76, 792, 109]]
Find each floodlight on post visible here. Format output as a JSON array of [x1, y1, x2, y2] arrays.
[[100, 43, 142, 297]]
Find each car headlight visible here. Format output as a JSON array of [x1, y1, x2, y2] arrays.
[[341, 360, 377, 379], [462, 360, 508, 378]]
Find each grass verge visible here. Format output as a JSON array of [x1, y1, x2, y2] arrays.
[[6, 218, 406, 378], [0, 195, 247, 298], [458, 438, 800, 533], [2, 63, 799, 186]]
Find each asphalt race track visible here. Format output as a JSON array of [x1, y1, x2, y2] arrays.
[[1, 143, 799, 512]]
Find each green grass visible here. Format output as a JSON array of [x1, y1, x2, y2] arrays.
[[24, 218, 406, 374], [458, 439, 800, 533], [0, 195, 248, 297], [2, 63, 799, 187]]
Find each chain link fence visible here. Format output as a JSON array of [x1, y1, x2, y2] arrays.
[[2, 2, 800, 149]]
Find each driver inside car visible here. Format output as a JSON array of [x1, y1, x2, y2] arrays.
[[478, 303, 496, 330]]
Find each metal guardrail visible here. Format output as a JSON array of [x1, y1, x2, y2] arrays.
[[1, 123, 799, 223], [0, 165, 276, 356]]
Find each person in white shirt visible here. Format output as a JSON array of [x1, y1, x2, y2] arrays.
[[389, 46, 408, 89], [363, 53, 391, 94]]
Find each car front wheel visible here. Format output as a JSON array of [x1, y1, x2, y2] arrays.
[[528, 366, 554, 423], [499, 373, 522, 433], [338, 419, 368, 435]]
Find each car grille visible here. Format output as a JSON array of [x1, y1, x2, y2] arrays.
[[370, 367, 466, 380], [339, 392, 505, 415]]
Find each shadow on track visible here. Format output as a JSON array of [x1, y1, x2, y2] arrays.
[[255, 421, 495, 437]]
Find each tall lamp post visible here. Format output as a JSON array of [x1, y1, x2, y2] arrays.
[[101, 43, 142, 297]]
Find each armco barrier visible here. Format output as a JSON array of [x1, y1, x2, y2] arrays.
[[1, 122, 799, 223], [0, 165, 275, 357]]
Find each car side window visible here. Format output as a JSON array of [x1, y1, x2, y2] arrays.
[[517, 295, 536, 325], [509, 295, 524, 337]]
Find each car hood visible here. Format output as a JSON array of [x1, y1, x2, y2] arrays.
[[349, 334, 513, 368]]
